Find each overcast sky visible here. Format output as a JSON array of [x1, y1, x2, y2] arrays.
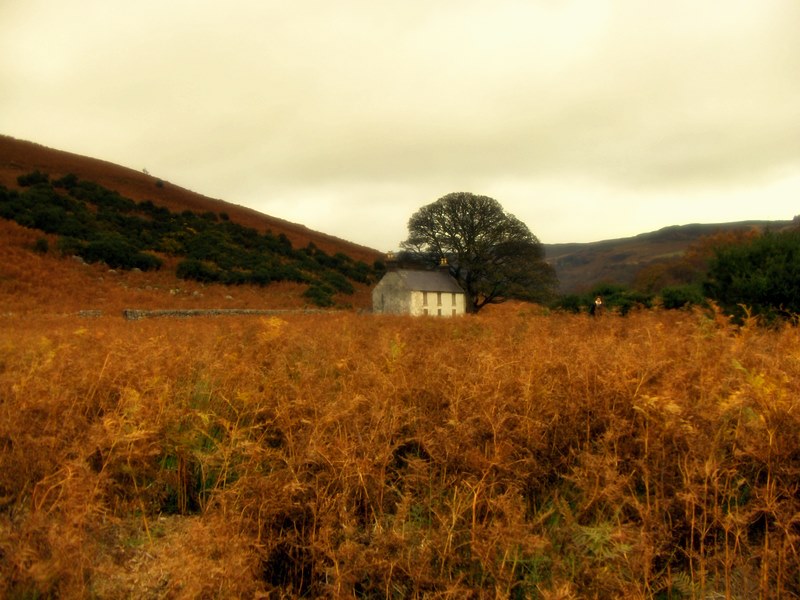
[[2, 1, 798, 249]]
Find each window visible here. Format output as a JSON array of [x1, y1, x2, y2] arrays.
[[452, 292, 456, 306], [437, 292, 442, 306], [422, 291, 428, 306]]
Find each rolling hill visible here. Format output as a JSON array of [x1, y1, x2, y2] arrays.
[[0, 135, 383, 314], [544, 220, 793, 294], [0, 135, 381, 265], [2, 134, 793, 308]]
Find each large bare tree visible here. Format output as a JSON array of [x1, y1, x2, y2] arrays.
[[401, 192, 557, 312]]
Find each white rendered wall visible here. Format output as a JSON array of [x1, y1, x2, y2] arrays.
[[412, 290, 466, 317]]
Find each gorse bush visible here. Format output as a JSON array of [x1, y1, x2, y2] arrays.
[[0, 171, 375, 304], [1, 308, 798, 598]]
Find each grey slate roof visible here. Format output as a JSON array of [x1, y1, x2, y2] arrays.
[[395, 269, 464, 293]]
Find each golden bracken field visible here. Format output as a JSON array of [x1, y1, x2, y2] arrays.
[[1, 200, 799, 600], [2, 301, 799, 598]]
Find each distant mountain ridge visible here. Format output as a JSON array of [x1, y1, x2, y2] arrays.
[[545, 220, 793, 294]]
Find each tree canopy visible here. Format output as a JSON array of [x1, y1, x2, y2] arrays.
[[401, 192, 557, 312], [704, 229, 800, 323]]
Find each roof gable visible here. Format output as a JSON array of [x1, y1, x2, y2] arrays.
[[395, 269, 464, 293]]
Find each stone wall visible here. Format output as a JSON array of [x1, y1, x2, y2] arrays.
[[122, 308, 328, 320]]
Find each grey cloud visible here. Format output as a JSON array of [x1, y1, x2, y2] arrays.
[[2, 0, 799, 246]]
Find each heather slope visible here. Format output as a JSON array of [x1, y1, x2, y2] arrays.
[[0, 135, 381, 265]]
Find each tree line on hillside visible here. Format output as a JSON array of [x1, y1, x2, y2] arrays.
[[0, 170, 378, 306], [555, 224, 800, 324]]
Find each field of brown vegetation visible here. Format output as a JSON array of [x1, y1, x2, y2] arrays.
[[2, 303, 798, 598], [2, 135, 799, 598]]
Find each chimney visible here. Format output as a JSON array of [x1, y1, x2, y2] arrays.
[[385, 250, 398, 271], [438, 256, 450, 274]]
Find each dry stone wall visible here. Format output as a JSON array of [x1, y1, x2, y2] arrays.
[[122, 308, 328, 320]]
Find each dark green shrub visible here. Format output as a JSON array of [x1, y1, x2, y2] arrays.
[[349, 260, 373, 283], [53, 173, 79, 190], [704, 230, 800, 322], [276, 233, 293, 255], [138, 200, 171, 219], [321, 271, 354, 294], [616, 290, 653, 315], [250, 268, 272, 286], [78, 233, 161, 271], [176, 259, 221, 283], [303, 284, 335, 307], [79, 235, 133, 268], [221, 270, 248, 285], [17, 170, 49, 186], [661, 284, 706, 310], [31, 205, 67, 233], [554, 294, 583, 313], [274, 265, 307, 283], [132, 252, 163, 271], [57, 237, 84, 256]]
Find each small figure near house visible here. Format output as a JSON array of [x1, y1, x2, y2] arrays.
[[590, 295, 604, 317]]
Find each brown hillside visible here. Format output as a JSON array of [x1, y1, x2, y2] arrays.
[[0, 135, 381, 265], [0, 135, 379, 314], [0, 218, 374, 315]]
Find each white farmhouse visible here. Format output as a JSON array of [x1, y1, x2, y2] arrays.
[[372, 262, 467, 317]]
